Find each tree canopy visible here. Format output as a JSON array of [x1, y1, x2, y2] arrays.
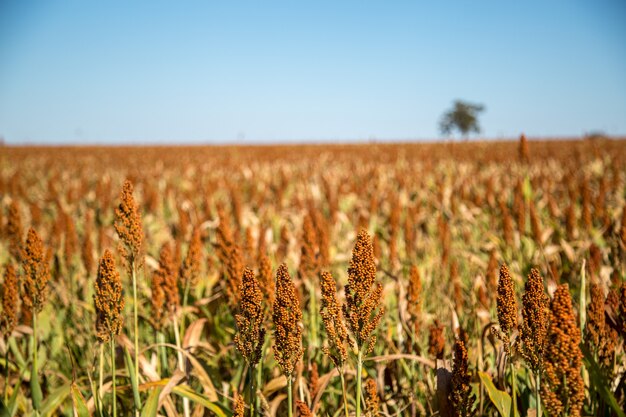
[[439, 100, 485, 139]]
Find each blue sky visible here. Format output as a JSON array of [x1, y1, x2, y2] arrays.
[[0, 1, 625, 144]]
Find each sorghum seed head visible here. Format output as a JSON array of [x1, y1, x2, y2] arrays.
[[64, 215, 78, 270], [234, 267, 266, 367], [296, 401, 312, 417], [450, 338, 477, 417], [495, 263, 517, 356], [585, 283, 617, 373], [298, 214, 318, 280], [407, 265, 422, 336], [114, 180, 144, 268], [6, 201, 23, 262], [233, 393, 245, 417], [365, 378, 380, 417], [320, 271, 348, 369], [151, 243, 179, 330], [428, 320, 445, 359], [518, 133, 529, 162], [180, 227, 203, 288], [308, 363, 319, 400], [215, 208, 243, 308], [94, 249, 124, 343], [542, 284, 584, 417], [258, 255, 274, 309], [1, 263, 19, 338], [619, 283, 626, 338], [344, 229, 384, 354], [22, 228, 50, 316], [519, 268, 549, 373], [81, 220, 94, 275], [272, 263, 303, 377]]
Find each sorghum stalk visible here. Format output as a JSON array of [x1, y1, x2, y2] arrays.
[[94, 250, 124, 417], [180, 227, 202, 333], [114, 180, 144, 415], [287, 375, 293, 417], [155, 242, 188, 416], [339, 372, 350, 417], [320, 270, 349, 416], [519, 269, 549, 417], [272, 264, 303, 417], [535, 373, 541, 417], [343, 230, 383, 417], [356, 351, 363, 417], [3, 348, 8, 402], [131, 262, 139, 394], [99, 344, 104, 415], [157, 331, 167, 374], [172, 313, 190, 417], [248, 368, 255, 417], [542, 284, 584, 417], [110, 338, 117, 417], [22, 228, 49, 412], [234, 267, 266, 416], [31, 312, 42, 410], [494, 263, 518, 414]]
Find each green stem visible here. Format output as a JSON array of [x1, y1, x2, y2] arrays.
[[3, 340, 8, 402], [131, 261, 140, 416], [249, 365, 256, 417], [255, 350, 264, 415], [31, 312, 42, 412], [111, 338, 117, 417], [339, 370, 350, 417], [356, 351, 363, 417], [287, 375, 293, 417], [510, 360, 517, 417], [181, 282, 190, 336], [535, 372, 541, 417], [157, 331, 167, 375], [68, 267, 75, 317], [32, 313, 37, 374], [172, 313, 190, 417], [98, 344, 105, 417]]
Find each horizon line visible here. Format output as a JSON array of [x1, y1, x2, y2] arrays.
[[2, 134, 624, 148]]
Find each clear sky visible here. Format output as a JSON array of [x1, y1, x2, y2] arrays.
[[0, 1, 625, 144]]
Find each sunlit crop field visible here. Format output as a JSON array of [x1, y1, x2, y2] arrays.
[[1, 138, 625, 417]]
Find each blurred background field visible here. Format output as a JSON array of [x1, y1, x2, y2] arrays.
[[1, 137, 625, 416]]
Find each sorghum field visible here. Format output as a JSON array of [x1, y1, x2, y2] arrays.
[[1, 138, 626, 417]]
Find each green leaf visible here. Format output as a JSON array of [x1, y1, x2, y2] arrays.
[[0, 381, 21, 417], [522, 175, 533, 201], [71, 382, 91, 417], [582, 346, 626, 417], [123, 347, 142, 412], [40, 384, 71, 417], [478, 371, 517, 417], [172, 386, 231, 417], [30, 367, 43, 412], [0, 399, 10, 417], [140, 388, 162, 417]]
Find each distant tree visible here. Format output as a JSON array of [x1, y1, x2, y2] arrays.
[[439, 100, 485, 140]]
